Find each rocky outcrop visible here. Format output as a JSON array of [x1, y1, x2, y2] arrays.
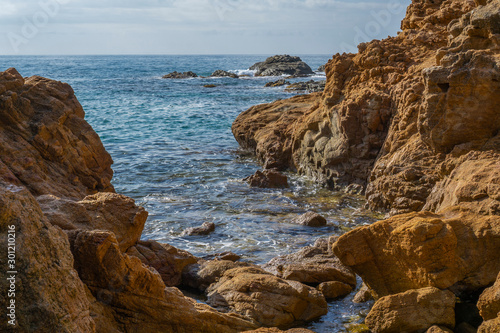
[[0, 68, 114, 200], [333, 209, 500, 298], [365, 287, 456, 333], [162, 71, 198, 79], [206, 266, 328, 329], [250, 55, 314, 77], [38, 192, 147, 252], [69, 230, 256, 332], [0, 179, 95, 333], [210, 70, 239, 78]]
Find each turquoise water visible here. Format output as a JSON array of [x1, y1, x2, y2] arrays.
[[1, 55, 376, 332]]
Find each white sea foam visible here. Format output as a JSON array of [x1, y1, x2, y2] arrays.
[[232, 69, 257, 77]]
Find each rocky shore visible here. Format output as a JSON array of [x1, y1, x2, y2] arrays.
[[1, 0, 499, 332], [233, 0, 500, 332]]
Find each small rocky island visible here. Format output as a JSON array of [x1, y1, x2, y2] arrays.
[[250, 54, 314, 77], [1, 0, 499, 333]]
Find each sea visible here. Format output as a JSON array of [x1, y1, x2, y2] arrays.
[[0, 55, 379, 332]]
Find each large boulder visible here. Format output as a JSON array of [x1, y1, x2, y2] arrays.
[[38, 192, 148, 252], [477, 272, 500, 332], [263, 238, 356, 287], [333, 208, 500, 298], [250, 55, 314, 77], [69, 230, 257, 332], [206, 266, 327, 328], [126, 240, 197, 287], [0, 68, 114, 200], [365, 287, 456, 333]]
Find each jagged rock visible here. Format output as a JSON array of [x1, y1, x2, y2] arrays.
[[182, 259, 254, 292], [38, 192, 148, 252], [291, 211, 327, 227], [250, 55, 314, 77], [263, 238, 356, 287], [478, 316, 500, 333], [0, 68, 114, 200], [365, 287, 456, 333], [333, 208, 500, 298], [285, 80, 326, 93], [317, 64, 326, 72], [210, 70, 239, 78], [162, 71, 198, 79], [69, 230, 257, 332], [126, 240, 197, 287], [244, 169, 289, 188], [317, 281, 353, 299], [477, 272, 500, 321], [264, 79, 290, 87], [233, 94, 319, 170], [0, 178, 95, 333], [206, 266, 327, 328], [181, 221, 216, 236], [353, 283, 374, 303]]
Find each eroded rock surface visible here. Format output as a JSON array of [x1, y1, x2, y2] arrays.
[[250, 55, 314, 77], [206, 266, 327, 329]]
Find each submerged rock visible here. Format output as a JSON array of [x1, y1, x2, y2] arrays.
[[210, 70, 239, 78], [250, 55, 314, 77], [264, 79, 290, 87], [182, 221, 216, 236], [163, 71, 198, 79], [244, 169, 289, 188], [291, 211, 327, 227]]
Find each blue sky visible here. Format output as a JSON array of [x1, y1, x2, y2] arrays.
[[0, 0, 411, 55]]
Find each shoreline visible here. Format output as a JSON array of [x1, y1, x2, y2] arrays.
[[1, 0, 499, 332]]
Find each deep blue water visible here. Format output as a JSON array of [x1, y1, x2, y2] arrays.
[[0, 55, 376, 332]]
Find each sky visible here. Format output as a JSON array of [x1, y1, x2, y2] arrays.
[[0, 0, 412, 55]]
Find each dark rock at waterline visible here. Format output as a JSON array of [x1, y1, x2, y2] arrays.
[[181, 222, 215, 236], [162, 71, 198, 79], [250, 55, 314, 77], [285, 80, 326, 93], [292, 211, 327, 227], [244, 169, 288, 188], [203, 252, 241, 262], [264, 79, 290, 87], [204, 84, 217, 88], [317, 64, 326, 72], [210, 70, 239, 78]]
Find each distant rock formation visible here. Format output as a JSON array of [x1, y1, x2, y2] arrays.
[[285, 80, 326, 93], [210, 70, 239, 78], [162, 71, 198, 79], [250, 55, 314, 77]]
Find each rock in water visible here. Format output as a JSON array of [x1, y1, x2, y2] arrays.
[[249, 55, 314, 77], [285, 80, 326, 93], [291, 211, 327, 227], [264, 79, 290, 87], [162, 71, 198, 79], [210, 70, 239, 78], [244, 169, 289, 188], [181, 221, 216, 236]]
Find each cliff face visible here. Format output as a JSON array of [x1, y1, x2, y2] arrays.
[[233, 0, 500, 331]]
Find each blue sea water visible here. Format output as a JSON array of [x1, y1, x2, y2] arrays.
[[0, 55, 377, 332]]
